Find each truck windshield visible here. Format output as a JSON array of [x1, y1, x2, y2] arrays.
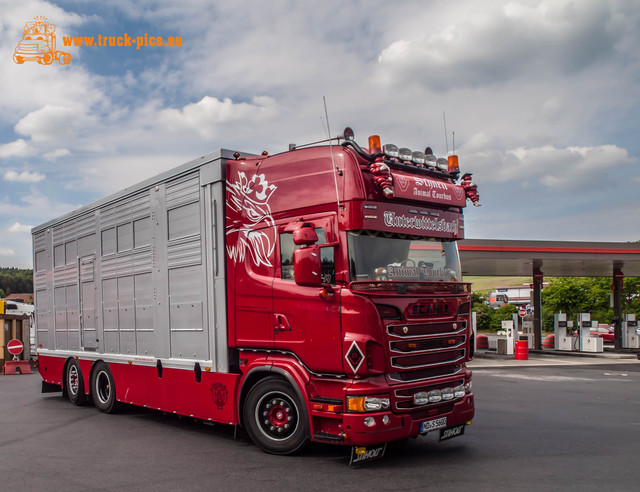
[[347, 230, 461, 282]]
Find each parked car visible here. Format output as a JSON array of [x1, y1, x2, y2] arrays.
[[570, 324, 614, 343], [590, 325, 615, 343]]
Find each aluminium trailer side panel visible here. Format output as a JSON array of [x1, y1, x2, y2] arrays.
[[32, 150, 233, 373]]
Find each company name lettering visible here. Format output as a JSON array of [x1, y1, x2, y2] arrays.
[[410, 177, 453, 201], [383, 211, 457, 234], [387, 266, 450, 281]]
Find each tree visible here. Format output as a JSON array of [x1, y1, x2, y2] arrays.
[[491, 304, 518, 330]]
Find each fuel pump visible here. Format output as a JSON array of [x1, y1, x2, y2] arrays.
[[622, 313, 639, 349], [576, 313, 603, 353], [555, 313, 572, 351], [503, 320, 517, 355]]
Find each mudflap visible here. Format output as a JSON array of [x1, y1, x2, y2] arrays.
[[42, 381, 62, 393], [349, 443, 387, 466], [439, 424, 466, 442]]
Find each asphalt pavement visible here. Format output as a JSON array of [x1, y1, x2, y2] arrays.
[[1, 352, 639, 491]]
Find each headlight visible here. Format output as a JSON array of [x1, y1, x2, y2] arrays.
[[347, 396, 391, 413]]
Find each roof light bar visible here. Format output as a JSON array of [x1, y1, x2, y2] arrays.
[[436, 157, 448, 171], [383, 144, 399, 158], [398, 147, 412, 161], [412, 151, 425, 165]]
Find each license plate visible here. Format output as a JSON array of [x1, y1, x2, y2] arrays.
[[439, 424, 465, 441], [420, 416, 447, 433], [349, 444, 387, 466]]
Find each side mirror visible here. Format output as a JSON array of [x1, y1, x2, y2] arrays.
[[294, 245, 322, 287], [293, 227, 318, 246]]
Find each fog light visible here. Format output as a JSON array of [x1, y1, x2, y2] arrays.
[[382, 415, 390, 425], [364, 417, 376, 427], [414, 391, 428, 406], [442, 388, 454, 400], [428, 390, 442, 403]]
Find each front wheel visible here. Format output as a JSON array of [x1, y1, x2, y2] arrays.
[[91, 361, 117, 413], [243, 378, 309, 455]]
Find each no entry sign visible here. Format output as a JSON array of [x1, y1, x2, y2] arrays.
[[519, 308, 527, 318], [7, 339, 24, 356]]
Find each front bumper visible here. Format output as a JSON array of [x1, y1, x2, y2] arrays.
[[317, 393, 474, 446]]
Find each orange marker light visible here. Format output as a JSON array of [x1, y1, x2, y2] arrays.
[[368, 135, 381, 153], [448, 154, 459, 173]]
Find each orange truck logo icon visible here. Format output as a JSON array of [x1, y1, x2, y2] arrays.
[[14, 16, 70, 65]]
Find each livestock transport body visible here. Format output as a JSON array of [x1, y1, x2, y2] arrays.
[[33, 128, 479, 461]]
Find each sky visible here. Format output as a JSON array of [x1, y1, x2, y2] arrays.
[[0, 0, 639, 268]]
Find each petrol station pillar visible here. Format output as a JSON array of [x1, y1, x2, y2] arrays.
[[613, 267, 623, 350], [532, 268, 543, 350]]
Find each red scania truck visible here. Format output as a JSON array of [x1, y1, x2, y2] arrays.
[[33, 128, 479, 462]]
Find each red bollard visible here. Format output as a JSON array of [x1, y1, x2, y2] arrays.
[[476, 334, 489, 350]]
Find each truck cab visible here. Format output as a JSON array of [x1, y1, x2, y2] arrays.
[[227, 130, 478, 454]]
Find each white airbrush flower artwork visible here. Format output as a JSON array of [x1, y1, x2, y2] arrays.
[[226, 171, 277, 267]]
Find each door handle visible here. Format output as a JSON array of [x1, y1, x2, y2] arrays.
[[274, 313, 291, 333]]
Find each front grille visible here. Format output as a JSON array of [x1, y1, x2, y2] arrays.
[[388, 321, 464, 337], [388, 364, 463, 382], [387, 321, 467, 378], [391, 349, 465, 369]]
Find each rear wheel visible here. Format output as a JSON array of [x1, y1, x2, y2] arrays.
[[243, 378, 309, 455], [91, 361, 117, 413], [66, 359, 87, 405]]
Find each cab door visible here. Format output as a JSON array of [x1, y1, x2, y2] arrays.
[[272, 215, 342, 374]]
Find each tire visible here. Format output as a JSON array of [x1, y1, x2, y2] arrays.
[[91, 361, 117, 413], [243, 377, 309, 455], [66, 359, 87, 405]]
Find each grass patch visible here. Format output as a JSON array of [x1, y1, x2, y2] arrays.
[[465, 276, 531, 295]]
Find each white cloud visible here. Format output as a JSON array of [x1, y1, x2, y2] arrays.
[[14, 105, 80, 142], [466, 142, 635, 190], [4, 169, 45, 183], [376, 0, 632, 91], [43, 148, 71, 160], [159, 96, 280, 139], [0, 139, 36, 158], [0, 247, 15, 256], [8, 222, 32, 233]]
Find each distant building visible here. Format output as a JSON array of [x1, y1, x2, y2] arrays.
[[486, 284, 548, 308], [4, 293, 33, 304]]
